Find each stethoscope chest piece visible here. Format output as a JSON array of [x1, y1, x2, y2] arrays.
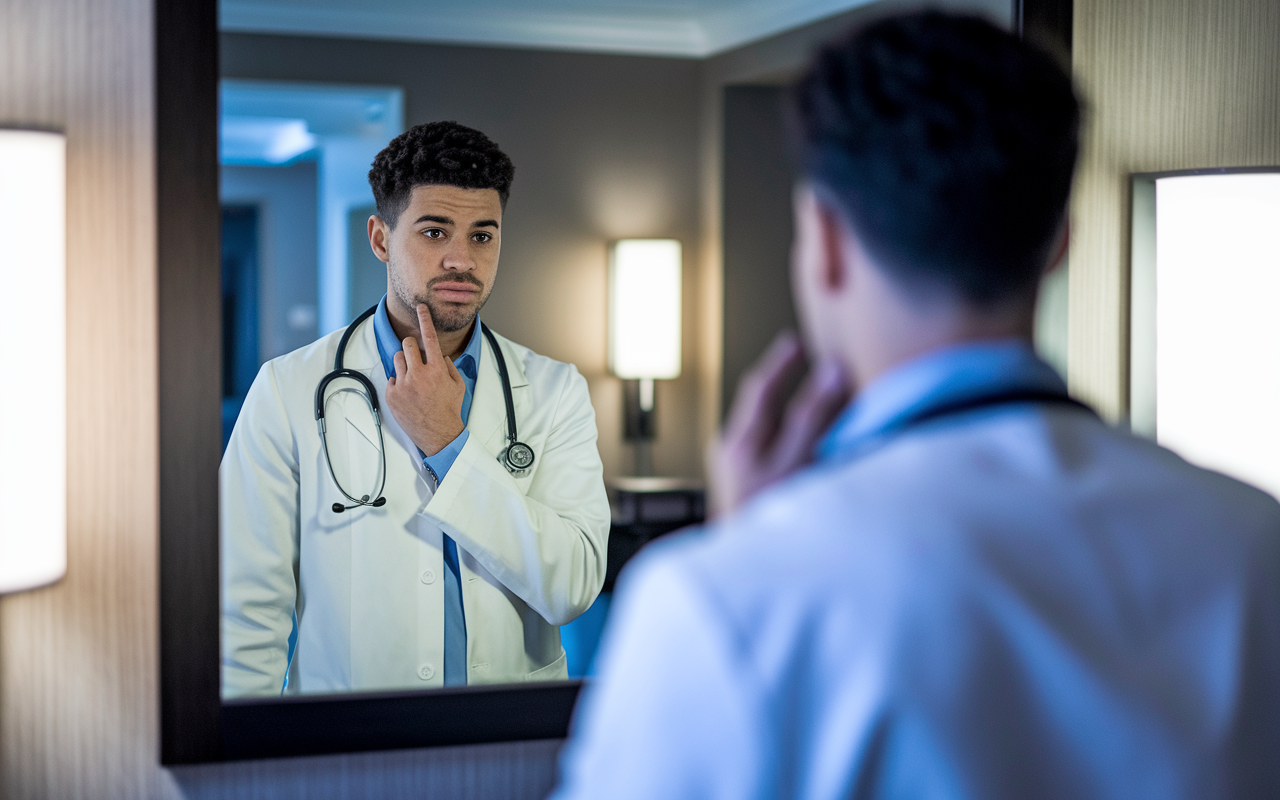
[[501, 441, 535, 473]]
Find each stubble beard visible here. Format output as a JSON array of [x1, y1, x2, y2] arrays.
[[390, 267, 491, 334]]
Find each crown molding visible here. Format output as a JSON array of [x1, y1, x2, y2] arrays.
[[219, 0, 877, 58]]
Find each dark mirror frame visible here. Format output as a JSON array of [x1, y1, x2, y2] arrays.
[[156, 0, 579, 764], [158, 0, 1069, 765]]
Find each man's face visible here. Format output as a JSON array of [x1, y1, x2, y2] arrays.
[[374, 184, 503, 333]]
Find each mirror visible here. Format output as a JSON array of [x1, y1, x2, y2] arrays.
[[163, 0, 1015, 764]]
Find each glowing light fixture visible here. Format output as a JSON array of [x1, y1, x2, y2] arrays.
[[609, 239, 681, 473], [609, 239, 682, 380], [0, 130, 67, 593], [1133, 170, 1280, 498]]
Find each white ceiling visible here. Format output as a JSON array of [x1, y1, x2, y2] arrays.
[[219, 0, 882, 57]]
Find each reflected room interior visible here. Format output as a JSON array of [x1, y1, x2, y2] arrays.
[[208, 0, 1063, 752]]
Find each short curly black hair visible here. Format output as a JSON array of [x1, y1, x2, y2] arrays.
[[368, 121, 515, 226], [792, 11, 1079, 303]]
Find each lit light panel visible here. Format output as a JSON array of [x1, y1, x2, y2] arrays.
[[609, 239, 682, 380], [1156, 172, 1280, 497], [0, 130, 67, 593]]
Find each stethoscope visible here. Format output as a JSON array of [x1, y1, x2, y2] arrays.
[[832, 388, 1096, 465], [314, 304, 535, 514]]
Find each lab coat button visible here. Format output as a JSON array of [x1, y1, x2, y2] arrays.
[[418, 663, 435, 681], [420, 569, 436, 585]]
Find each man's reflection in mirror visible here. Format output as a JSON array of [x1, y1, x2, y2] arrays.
[[221, 122, 610, 697]]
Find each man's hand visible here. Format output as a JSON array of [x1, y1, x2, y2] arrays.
[[384, 304, 467, 457], [708, 332, 850, 518]]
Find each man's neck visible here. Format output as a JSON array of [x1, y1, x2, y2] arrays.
[[387, 300, 472, 360], [844, 288, 1037, 394]]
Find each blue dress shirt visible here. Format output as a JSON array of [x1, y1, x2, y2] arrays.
[[816, 338, 1068, 463], [372, 295, 481, 686]]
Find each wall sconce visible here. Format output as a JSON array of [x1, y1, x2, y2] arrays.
[[608, 239, 681, 475], [1130, 168, 1280, 497], [0, 130, 67, 593]]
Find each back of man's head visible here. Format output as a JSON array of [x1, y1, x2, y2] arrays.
[[792, 11, 1079, 304]]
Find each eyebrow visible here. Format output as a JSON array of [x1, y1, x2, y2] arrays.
[[413, 214, 499, 229]]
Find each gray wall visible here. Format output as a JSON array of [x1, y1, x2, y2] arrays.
[[720, 85, 797, 416], [222, 34, 705, 482]]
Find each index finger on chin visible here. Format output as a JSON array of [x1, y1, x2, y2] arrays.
[[773, 359, 850, 468], [416, 304, 444, 360], [725, 332, 805, 444]]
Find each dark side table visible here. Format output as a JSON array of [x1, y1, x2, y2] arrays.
[[604, 477, 706, 591]]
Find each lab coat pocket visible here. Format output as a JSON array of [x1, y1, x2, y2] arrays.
[[525, 648, 568, 682]]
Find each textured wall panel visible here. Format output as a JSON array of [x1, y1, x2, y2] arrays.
[[1069, 0, 1280, 418], [0, 0, 164, 795]]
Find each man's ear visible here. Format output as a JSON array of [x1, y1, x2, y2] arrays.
[[367, 215, 391, 264], [815, 199, 847, 292]]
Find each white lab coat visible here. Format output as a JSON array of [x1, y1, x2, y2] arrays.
[[555, 404, 1280, 799], [221, 319, 611, 697]]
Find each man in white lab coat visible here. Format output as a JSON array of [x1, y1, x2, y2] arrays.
[[554, 12, 1280, 799], [222, 121, 611, 697]]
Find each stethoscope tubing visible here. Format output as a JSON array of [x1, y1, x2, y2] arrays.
[[315, 304, 534, 513], [480, 323, 536, 473], [316, 374, 389, 509]]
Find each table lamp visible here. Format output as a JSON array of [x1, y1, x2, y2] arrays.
[[608, 239, 681, 476]]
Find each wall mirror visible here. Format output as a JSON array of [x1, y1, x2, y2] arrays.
[[160, 0, 1038, 766]]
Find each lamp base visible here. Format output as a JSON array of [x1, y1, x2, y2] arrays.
[[623, 378, 656, 476], [623, 378, 656, 440]]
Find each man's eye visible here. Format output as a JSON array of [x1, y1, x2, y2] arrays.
[[473, 232, 492, 243], [423, 228, 446, 239]]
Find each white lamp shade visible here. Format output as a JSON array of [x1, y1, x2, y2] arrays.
[[1155, 171, 1280, 498], [609, 239, 681, 380], [0, 130, 67, 593]]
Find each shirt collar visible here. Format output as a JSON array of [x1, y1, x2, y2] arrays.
[[454, 315, 482, 381], [816, 339, 1067, 462], [372, 294, 483, 383]]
